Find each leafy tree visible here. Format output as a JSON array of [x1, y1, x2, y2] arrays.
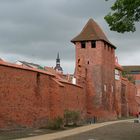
[[105, 0, 140, 33], [122, 71, 135, 84]]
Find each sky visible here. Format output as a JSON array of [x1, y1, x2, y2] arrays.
[[0, 0, 140, 74]]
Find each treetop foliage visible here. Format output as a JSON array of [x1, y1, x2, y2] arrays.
[[105, 0, 140, 33]]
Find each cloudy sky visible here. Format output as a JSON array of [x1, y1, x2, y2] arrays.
[[0, 0, 140, 73]]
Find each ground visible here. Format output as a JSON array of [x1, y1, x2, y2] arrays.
[[0, 120, 140, 140], [0, 128, 58, 140], [57, 122, 140, 140]]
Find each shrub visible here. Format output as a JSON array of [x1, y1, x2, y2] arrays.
[[64, 110, 80, 126], [48, 117, 64, 130]]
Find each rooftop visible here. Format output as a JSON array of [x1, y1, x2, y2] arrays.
[[123, 66, 140, 72], [71, 18, 116, 49]]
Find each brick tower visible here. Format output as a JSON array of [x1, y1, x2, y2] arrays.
[[71, 18, 116, 118]]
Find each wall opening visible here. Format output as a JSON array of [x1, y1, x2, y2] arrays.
[[104, 84, 107, 92], [78, 59, 80, 64], [36, 72, 40, 85], [35, 72, 41, 97], [111, 85, 114, 93], [81, 41, 86, 48], [104, 42, 106, 49], [91, 41, 96, 48], [108, 46, 110, 51]]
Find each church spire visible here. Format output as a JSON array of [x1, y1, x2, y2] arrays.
[[54, 52, 63, 73], [56, 52, 60, 64]]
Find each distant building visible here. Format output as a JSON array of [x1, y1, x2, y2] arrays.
[[16, 61, 44, 69], [123, 66, 140, 96], [115, 57, 123, 81], [54, 53, 63, 73]]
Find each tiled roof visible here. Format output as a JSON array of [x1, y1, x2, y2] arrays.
[[19, 61, 43, 69], [71, 18, 116, 49], [44, 66, 58, 75], [0, 60, 54, 76]]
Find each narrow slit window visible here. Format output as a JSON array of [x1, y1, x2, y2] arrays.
[[91, 41, 96, 48], [78, 59, 80, 64]]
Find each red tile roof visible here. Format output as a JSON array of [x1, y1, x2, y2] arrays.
[[0, 60, 54, 76], [71, 18, 116, 49], [0, 61, 81, 87]]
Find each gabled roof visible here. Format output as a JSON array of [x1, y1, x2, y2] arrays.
[[0, 60, 54, 76], [71, 18, 116, 49]]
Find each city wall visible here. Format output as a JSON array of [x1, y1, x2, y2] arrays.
[[0, 62, 86, 129]]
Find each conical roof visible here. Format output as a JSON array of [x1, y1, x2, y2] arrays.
[[71, 18, 116, 49]]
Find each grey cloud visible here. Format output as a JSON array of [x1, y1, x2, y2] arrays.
[[55, 0, 115, 19], [0, 0, 140, 73]]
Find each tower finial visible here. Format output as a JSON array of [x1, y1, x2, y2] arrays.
[[57, 52, 60, 60], [54, 52, 63, 73], [56, 52, 60, 64]]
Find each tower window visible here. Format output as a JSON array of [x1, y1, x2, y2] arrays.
[[104, 84, 107, 92], [91, 41, 96, 48], [81, 42, 86, 48], [78, 59, 80, 64]]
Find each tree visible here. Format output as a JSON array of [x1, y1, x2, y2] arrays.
[[105, 0, 140, 33], [122, 71, 135, 84]]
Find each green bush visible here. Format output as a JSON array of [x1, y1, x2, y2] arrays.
[[48, 117, 64, 130], [64, 110, 80, 126]]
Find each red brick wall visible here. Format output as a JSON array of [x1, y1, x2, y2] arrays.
[[134, 74, 140, 96], [102, 42, 115, 112], [115, 80, 122, 117], [74, 41, 116, 120], [127, 82, 138, 116], [0, 65, 85, 129], [115, 77, 138, 117]]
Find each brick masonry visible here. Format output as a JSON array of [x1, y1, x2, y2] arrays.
[[0, 19, 138, 129], [0, 64, 86, 129]]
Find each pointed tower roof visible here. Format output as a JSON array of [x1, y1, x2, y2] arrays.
[[71, 18, 116, 49], [54, 53, 63, 73], [57, 52, 60, 60]]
